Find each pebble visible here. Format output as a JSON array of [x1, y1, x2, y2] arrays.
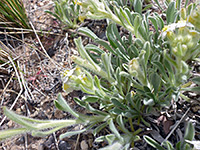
[[58, 140, 71, 150], [54, 109, 64, 119], [7, 120, 14, 127], [15, 136, 25, 145], [81, 140, 88, 150]]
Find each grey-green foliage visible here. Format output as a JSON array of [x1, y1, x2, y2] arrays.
[[144, 121, 195, 150], [45, 0, 80, 29], [0, 0, 200, 149]]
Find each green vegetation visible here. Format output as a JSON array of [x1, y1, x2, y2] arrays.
[[45, 0, 81, 29], [0, 0, 30, 29], [0, 0, 200, 149]]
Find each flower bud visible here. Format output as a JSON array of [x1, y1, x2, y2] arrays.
[[76, 0, 108, 20], [62, 67, 93, 94], [188, 6, 200, 31], [187, 41, 194, 49], [78, 15, 86, 22], [177, 42, 183, 57], [181, 61, 189, 74], [182, 35, 192, 44], [166, 31, 175, 41], [172, 47, 178, 55], [128, 58, 140, 77], [180, 8, 187, 20], [181, 44, 188, 56], [131, 91, 136, 97], [177, 35, 183, 43]]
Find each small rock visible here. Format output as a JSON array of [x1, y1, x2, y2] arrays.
[[38, 2, 44, 7], [15, 136, 25, 145], [58, 140, 71, 150], [16, 108, 21, 114], [7, 120, 14, 127], [81, 140, 88, 150], [54, 109, 64, 119]]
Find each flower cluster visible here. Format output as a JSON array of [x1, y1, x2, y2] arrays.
[[62, 67, 94, 94], [166, 25, 200, 61], [76, 0, 109, 20]]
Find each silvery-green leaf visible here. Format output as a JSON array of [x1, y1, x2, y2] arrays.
[[83, 96, 99, 103], [166, 2, 177, 24], [95, 136, 105, 143], [144, 135, 165, 150], [108, 119, 123, 142], [150, 73, 161, 94], [55, 93, 79, 118], [78, 27, 99, 40], [192, 77, 200, 85], [59, 128, 87, 139], [184, 121, 195, 141], [134, 0, 142, 15], [105, 134, 116, 145], [143, 98, 155, 106], [0, 128, 28, 140], [93, 122, 107, 136]]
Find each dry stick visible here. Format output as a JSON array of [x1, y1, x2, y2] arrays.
[[24, 134, 28, 150], [162, 107, 190, 144], [65, 33, 72, 68], [29, 21, 61, 69], [0, 89, 26, 100], [75, 133, 81, 150], [0, 72, 14, 105], [20, 65, 32, 150], [0, 22, 15, 25], [0, 27, 85, 60], [25, 76, 35, 101], [0, 60, 23, 126], [28, 83, 47, 97], [0, 55, 21, 67], [0, 26, 63, 36], [0, 48, 20, 68], [20, 67, 32, 113], [0, 31, 30, 34], [21, 32, 35, 102], [0, 41, 17, 58], [75, 125, 83, 150], [0, 26, 87, 37], [53, 132, 59, 150]]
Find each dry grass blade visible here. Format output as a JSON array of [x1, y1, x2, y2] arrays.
[[0, 0, 30, 29], [0, 41, 17, 58]]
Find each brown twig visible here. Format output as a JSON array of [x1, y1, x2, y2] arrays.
[[0, 72, 14, 105], [162, 108, 190, 144], [0, 60, 23, 126]]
